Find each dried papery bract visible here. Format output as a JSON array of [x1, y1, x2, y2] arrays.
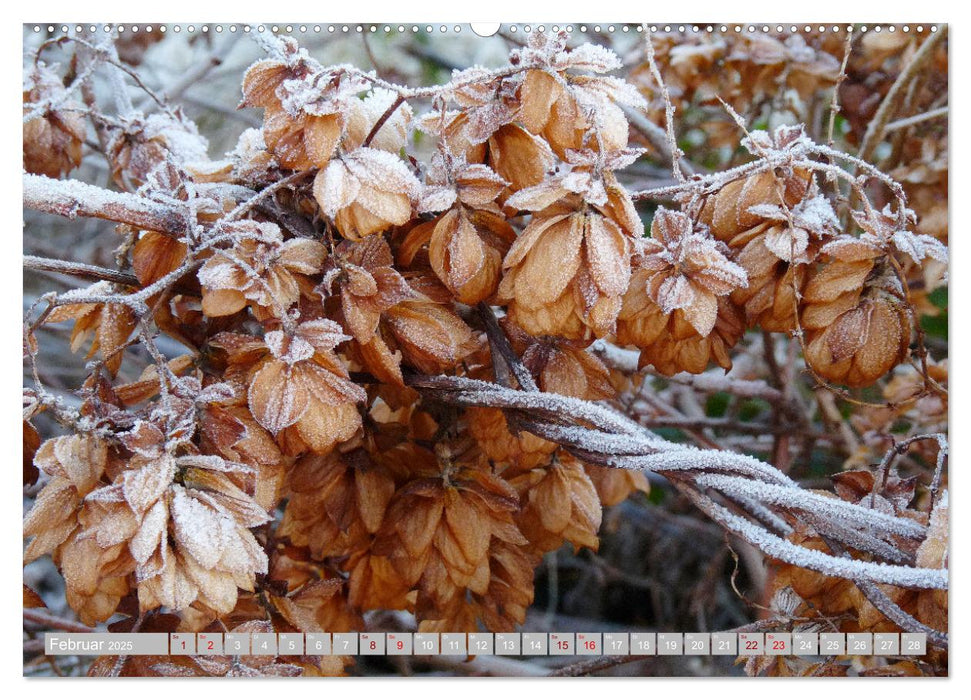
[[199, 221, 326, 319], [44, 283, 138, 377], [405, 155, 516, 304], [214, 320, 366, 456]]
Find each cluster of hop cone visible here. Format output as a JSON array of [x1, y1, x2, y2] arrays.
[[22, 28, 946, 675]]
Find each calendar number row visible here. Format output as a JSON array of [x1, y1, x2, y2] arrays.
[[46, 631, 927, 657]]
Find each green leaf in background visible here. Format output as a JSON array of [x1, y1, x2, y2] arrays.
[[921, 286, 948, 340]]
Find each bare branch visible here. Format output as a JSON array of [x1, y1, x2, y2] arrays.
[[857, 27, 948, 166], [23, 173, 190, 235]]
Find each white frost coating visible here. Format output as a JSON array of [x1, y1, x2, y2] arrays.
[[625, 447, 798, 486], [693, 473, 926, 539], [688, 489, 947, 590], [23, 172, 189, 232], [426, 374, 948, 590]]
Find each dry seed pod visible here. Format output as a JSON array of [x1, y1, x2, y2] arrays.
[[404, 158, 516, 304], [698, 169, 811, 244], [23, 435, 108, 564], [616, 276, 745, 375], [498, 189, 637, 340], [211, 321, 366, 455], [509, 453, 602, 555], [23, 65, 86, 178], [314, 147, 421, 239], [728, 225, 807, 331], [44, 283, 138, 377], [615, 209, 747, 374], [800, 236, 912, 387], [803, 290, 911, 388], [466, 406, 558, 470], [241, 59, 368, 171], [513, 32, 643, 158], [278, 448, 396, 560], [106, 113, 210, 191], [370, 456, 529, 630], [425, 114, 555, 194], [700, 173, 839, 332], [198, 221, 326, 319]]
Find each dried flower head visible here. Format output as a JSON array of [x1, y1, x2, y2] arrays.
[[23, 63, 86, 178]]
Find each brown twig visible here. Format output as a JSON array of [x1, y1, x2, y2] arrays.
[[856, 27, 948, 166], [884, 106, 948, 132], [23, 609, 94, 633], [24, 255, 140, 287], [23, 173, 190, 236], [548, 653, 654, 677], [826, 29, 855, 148], [641, 26, 687, 182], [363, 94, 405, 148]]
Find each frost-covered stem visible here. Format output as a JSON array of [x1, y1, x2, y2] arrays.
[[641, 26, 685, 182], [412, 374, 947, 590], [622, 105, 696, 177], [94, 33, 134, 117], [410, 374, 650, 438], [594, 343, 785, 402], [24, 255, 140, 288], [631, 157, 767, 201], [857, 26, 947, 167], [676, 485, 946, 589], [23, 173, 191, 236], [251, 30, 526, 103], [203, 169, 316, 245], [826, 30, 854, 148], [630, 414, 826, 439], [871, 433, 948, 507], [128, 259, 201, 304], [820, 534, 948, 649]]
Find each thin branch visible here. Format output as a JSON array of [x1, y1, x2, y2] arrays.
[[641, 26, 686, 182], [826, 30, 855, 147], [24, 255, 140, 287], [24, 609, 93, 633], [363, 94, 405, 148], [857, 27, 948, 166], [884, 106, 948, 133]]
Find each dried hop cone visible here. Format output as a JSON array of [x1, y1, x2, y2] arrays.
[[23, 64, 86, 178], [514, 31, 646, 158], [403, 156, 516, 304], [212, 319, 366, 455], [199, 221, 326, 319], [241, 53, 370, 171], [802, 250, 911, 388], [499, 166, 644, 340], [314, 147, 421, 240], [698, 166, 821, 331], [616, 208, 748, 375], [106, 113, 210, 191]]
